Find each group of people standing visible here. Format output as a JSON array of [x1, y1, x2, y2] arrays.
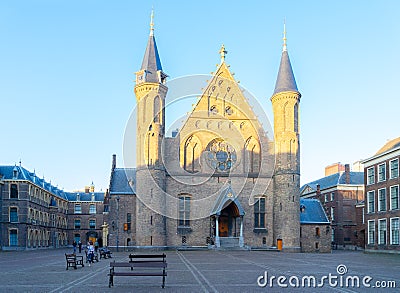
[[72, 240, 99, 266]]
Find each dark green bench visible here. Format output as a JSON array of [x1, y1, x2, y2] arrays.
[[65, 253, 84, 270], [108, 254, 167, 288]]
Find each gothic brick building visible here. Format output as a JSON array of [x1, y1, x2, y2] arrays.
[[104, 16, 330, 252]]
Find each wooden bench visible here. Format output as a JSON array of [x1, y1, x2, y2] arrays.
[[108, 254, 167, 288], [65, 253, 84, 270], [85, 250, 99, 263], [99, 247, 112, 259]]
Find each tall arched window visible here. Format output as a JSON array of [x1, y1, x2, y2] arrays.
[[244, 137, 261, 173], [153, 96, 161, 123], [183, 135, 201, 173], [254, 197, 266, 228], [294, 103, 299, 132], [178, 194, 191, 227]]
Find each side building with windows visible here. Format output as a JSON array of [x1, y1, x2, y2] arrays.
[[362, 137, 400, 253], [66, 183, 106, 247], [0, 165, 70, 250], [105, 154, 137, 250], [0, 164, 106, 250], [301, 163, 365, 250]]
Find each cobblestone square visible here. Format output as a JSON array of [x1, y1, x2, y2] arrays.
[[0, 249, 399, 292]]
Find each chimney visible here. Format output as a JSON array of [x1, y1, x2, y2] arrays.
[[112, 154, 116, 171], [84, 186, 90, 193], [345, 164, 350, 184], [89, 182, 95, 193]]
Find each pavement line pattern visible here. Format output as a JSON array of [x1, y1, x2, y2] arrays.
[[176, 251, 219, 293], [216, 251, 361, 293], [49, 266, 108, 293]]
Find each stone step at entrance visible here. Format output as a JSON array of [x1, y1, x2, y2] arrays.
[[219, 237, 240, 248]]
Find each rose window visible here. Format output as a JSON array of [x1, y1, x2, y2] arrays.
[[206, 140, 237, 172]]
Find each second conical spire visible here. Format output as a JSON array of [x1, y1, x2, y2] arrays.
[[273, 23, 298, 95], [140, 10, 163, 82]]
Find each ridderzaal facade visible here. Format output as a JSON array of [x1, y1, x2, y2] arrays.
[[105, 15, 331, 253]]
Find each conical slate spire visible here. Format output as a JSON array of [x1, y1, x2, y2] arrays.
[[273, 25, 298, 95], [140, 11, 163, 83]]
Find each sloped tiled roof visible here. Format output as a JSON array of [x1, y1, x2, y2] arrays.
[[66, 192, 104, 202], [374, 137, 400, 156], [109, 168, 136, 195], [300, 171, 364, 194], [0, 165, 69, 200], [300, 198, 330, 224]]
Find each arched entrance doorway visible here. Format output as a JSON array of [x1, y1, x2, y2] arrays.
[[210, 185, 245, 248], [86, 231, 98, 244], [219, 202, 241, 237]]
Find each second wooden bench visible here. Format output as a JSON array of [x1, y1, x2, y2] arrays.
[[108, 254, 167, 288]]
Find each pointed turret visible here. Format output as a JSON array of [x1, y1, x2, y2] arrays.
[[273, 23, 298, 95], [271, 23, 301, 252], [136, 10, 167, 85], [134, 10, 168, 247]]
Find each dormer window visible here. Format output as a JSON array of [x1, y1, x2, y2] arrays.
[[13, 167, 18, 179], [91, 194, 95, 201], [76, 194, 80, 201]]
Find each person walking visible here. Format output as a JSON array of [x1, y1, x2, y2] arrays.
[[72, 240, 77, 254], [78, 240, 82, 253], [87, 241, 95, 266], [94, 240, 99, 253]]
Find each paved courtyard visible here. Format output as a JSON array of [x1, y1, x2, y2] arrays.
[[0, 248, 399, 292]]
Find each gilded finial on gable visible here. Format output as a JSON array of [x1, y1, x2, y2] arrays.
[[219, 44, 227, 63]]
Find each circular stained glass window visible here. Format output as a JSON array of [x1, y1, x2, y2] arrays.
[[205, 140, 236, 172]]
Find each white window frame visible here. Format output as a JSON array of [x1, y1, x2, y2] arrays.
[[74, 204, 82, 214], [390, 185, 399, 210], [254, 197, 266, 228], [178, 195, 191, 227], [368, 220, 375, 245], [74, 219, 81, 229], [89, 219, 96, 229], [331, 192, 334, 201], [378, 163, 386, 182], [378, 188, 387, 212], [378, 218, 387, 245], [390, 217, 399, 245], [9, 229, 18, 246], [367, 167, 375, 185], [330, 207, 335, 221], [367, 191, 375, 213], [89, 204, 96, 214], [390, 159, 399, 179]]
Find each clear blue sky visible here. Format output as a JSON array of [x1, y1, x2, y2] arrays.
[[1, 0, 399, 191]]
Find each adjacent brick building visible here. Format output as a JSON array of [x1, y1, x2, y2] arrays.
[[301, 164, 364, 249], [362, 137, 400, 254], [0, 165, 106, 250], [299, 199, 331, 253]]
